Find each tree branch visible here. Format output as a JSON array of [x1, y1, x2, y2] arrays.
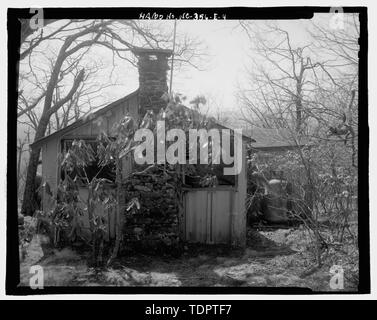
[[47, 69, 85, 117]]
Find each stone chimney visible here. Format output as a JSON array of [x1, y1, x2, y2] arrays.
[[132, 47, 173, 116]]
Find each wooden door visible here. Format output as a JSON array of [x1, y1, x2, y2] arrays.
[[184, 189, 233, 244]]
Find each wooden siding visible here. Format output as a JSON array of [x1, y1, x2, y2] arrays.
[[77, 187, 116, 240], [41, 137, 59, 213], [40, 93, 139, 230], [184, 189, 233, 244], [62, 94, 139, 139], [39, 92, 248, 246], [229, 141, 247, 247], [41, 137, 59, 192], [184, 190, 208, 243]]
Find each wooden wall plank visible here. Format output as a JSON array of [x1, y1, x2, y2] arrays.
[[77, 187, 115, 241], [211, 190, 232, 244], [185, 190, 208, 243], [41, 138, 59, 195], [184, 189, 236, 245]]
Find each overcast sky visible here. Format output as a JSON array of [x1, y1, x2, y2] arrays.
[[88, 13, 346, 116], [172, 19, 310, 111]]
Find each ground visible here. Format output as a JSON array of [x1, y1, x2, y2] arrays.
[[19, 218, 358, 291]]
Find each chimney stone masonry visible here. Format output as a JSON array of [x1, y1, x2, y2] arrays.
[[132, 47, 173, 116]]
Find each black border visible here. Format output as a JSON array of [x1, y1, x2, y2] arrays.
[[7, 6, 369, 295]]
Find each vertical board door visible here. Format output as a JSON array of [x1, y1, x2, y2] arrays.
[[184, 189, 233, 244]]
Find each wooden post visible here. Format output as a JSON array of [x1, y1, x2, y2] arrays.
[[230, 142, 247, 248]]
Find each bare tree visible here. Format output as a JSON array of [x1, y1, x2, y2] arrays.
[[238, 19, 358, 147], [19, 19, 207, 216], [308, 14, 359, 166], [238, 21, 331, 133], [17, 129, 31, 201], [20, 19, 71, 60], [238, 18, 359, 267]]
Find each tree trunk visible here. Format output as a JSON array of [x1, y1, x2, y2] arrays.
[[296, 101, 302, 133], [21, 148, 40, 216], [21, 119, 49, 216], [17, 146, 23, 196], [295, 82, 303, 133]]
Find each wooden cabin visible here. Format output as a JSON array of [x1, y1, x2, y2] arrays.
[[31, 48, 252, 248]]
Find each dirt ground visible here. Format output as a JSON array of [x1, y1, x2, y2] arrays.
[[19, 219, 358, 291]]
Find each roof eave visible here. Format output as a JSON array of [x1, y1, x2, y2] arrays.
[[30, 90, 139, 149]]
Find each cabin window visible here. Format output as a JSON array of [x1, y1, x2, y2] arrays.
[[182, 134, 236, 188], [148, 54, 158, 61], [60, 139, 115, 183]]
